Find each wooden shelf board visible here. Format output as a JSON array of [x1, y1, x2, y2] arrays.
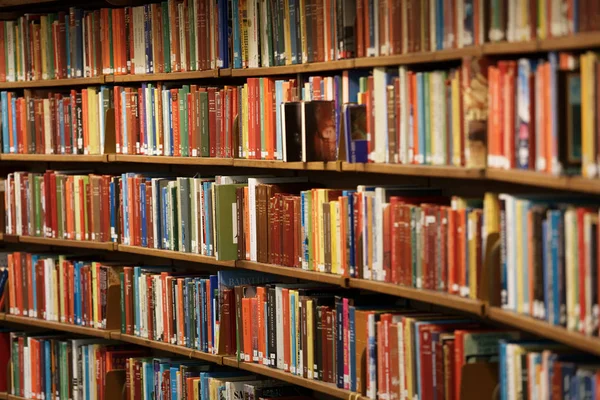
[[487, 307, 600, 356], [229, 59, 355, 77], [482, 40, 540, 55], [117, 245, 236, 268], [236, 260, 346, 286], [486, 168, 600, 194], [2, 234, 18, 243], [354, 47, 480, 68], [0, 312, 5, 321], [538, 31, 600, 51], [349, 163, 484, 178], [17, 236, 116, 250], [0, 76, 105, 89], [114, 333, 223, 364], [4, 314, 113, 338], [0, 154, 108, 162], [347, 278, 485, 315], [110, 154, 234, 166], [111, 70, 218, 83], [223, 357, 352, 399], [232, 159, 306, 170], [0, 392, 7, 400]]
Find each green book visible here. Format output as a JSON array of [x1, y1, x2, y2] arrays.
[[161, 2, 171, 73], [34, 175, 42, 236], [200, 91, 209, 157], [179, 86, 189, 157], [177, 177, 191, 253], [120, 272, 126, 333], [214, 183, 246, 261], [259, 78, 266, 158], [59, 341, 69, 399], [12, 339, 20, 394], [188, 0, 196, 71], [170, 183, 179, 251]]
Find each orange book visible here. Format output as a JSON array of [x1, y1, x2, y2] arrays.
[[172, 89, 181, 157], [256, 287, 266, 364], [376, 321, 385, 398], [81, 89, 89, 154], [265, 79, 274, 160], [504, 61, 517, 169], [389, 324, 400, 399], [453, 330, 465, 400], [242, 297, 252, 362], [487, 66, 498, 168], [177, 278, 185, 345], [14, 253, 23, 315]]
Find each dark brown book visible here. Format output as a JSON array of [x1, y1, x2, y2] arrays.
[[219, 288, 235, 355], [257, 184, 269, 263], [557, 69, 582, 174], [529, 206, 546, 318], [325, 309, 334, 383], [301, 297, 308, 378]]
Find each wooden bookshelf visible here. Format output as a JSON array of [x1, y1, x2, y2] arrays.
[[223, 357, 354, 400], [110, 69, 219, 83], [0, 392, 7, 400], [236, 260, 346, 286], [487, 307, 600, 357], [5, 395, 20, 400], [0, 154, 108, 163], [229, 59, 355, 77], [486, 168, 600, 195], [3, 314, 113, 339], [109, 154, 234, 166], [350, 163, 484, 178], [117, 245, 236, 268], [347, 278, 485, 315], [0, 312, 5, 321], [113, 332, 224, 364], [17, 236, 116, 250], [0, 76, 105, 89]]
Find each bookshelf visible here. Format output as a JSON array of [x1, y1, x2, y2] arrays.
[[1, 2, 600, 400]]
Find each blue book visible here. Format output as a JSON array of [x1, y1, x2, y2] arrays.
[[548, 210, 564, 326], [349, 306, 356, 392], [83, 345, 90, 400], [367, 0, 375, 55], [0, 268, 8, 300], [44, 340, 51, 399], [72, 9, 84, 78], [516, 59, 532, 169], [200, 279, 208, 352], [549, 52, 559, 174], [542, 219, 549, 323], [170, 366, 179, 400], [1, 92, 9, 153], [194, 279, 201, 350], [498, 341, 508, 400], [10, 97, 16, 153], [140, 182, 147, 247], [436, 0, 444, 50], [343, 104, 368, 163], [301, 191, 308, 266], [121, 174, 129, 243], [109, 180, 116, 242], [209, 275, 218, 351], [232, 0, 241, 68], [168, 91, 174, 156], [144, 360, 153, 399], [463, 0, 474, 46], [133, 266, 141, 335], [417, 72, 426, 164], [144, 5, 152, 74], [218, 0, 229, 68], [200, 372, 246, 400], [343, 190, 356, 277], [150, 86, 156, 155]]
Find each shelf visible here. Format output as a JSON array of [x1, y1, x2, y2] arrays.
[[487, 307, 600, 357], [0, 312, 4, 321], [233, 159, 341, 171], [110, 69, 219, 83], [486, 168, 600, 194], [109, 154, 234, 166], [236, 260, 347, 286], [113, 332, 224, 364], [347, 278, 485, 315], [354, 47, 481, 68], [4, 314, 113, 339], [17, 236, 116, 250], [0, 392, 7, 400], [1, 234, 18, 243], [348, 163, 484, 178], [223, 357, 353, 400], [229, 59, 355, 77], [0, 154, 108, 162], [117, 245, 236, 268], [0, 76, 105, 89]]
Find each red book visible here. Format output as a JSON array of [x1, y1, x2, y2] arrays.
[[453, 330, 465, 400], [35, 260, 44, 320], [172, 89, 181, 157], [389, 324, 400, 399], [0, 332, 10, 392], [26, 254, 33, 317]]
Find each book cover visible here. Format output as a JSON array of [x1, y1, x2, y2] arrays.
[[301, 100, 337, 162]]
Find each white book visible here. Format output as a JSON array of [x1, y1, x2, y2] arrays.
[[260, 0, 271, 67], [134, 7, 146, 74], [6, 22, 15, 82], [14, 173, 21, 236], [24, 343, 30, 399], [248, 0, 259, 68], [534, 69, 546, 172], [372, 68, 388, 163], [43, 99, 52, 154], [506, 0, 516, 42], [247, 177, 306, 261]]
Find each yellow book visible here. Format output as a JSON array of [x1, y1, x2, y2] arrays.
[[468, 210, 480, 299], [58, 256, 66, 322], [537, 0, 547, 40], [40, 16, 48, 80], [283, 0, 292, 65], [242, 84, 249, 157], [451, 72, 461, 166], [89, 88, 100, 155], [483, 193, 500, 237], [307, 299, 314, 379], [193, 377, 200, 400], [515, 200, 524, 314], [330, 201, 338, 275], [582, 52, 597, 178], [92, 263, 98, 328], [299, 0, 307, 63], [565, 208, 577, 331], [129, 360, 135, 400]]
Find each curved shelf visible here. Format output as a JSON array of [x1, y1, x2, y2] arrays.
[[109, 69, 219, 83], [117, 245, 236, 268], [486, 307, 600, 357], [17, 236, 116, 250], [114, 332, 223, 364], [223, 357, 354, 400], [229, 59, 355, 77], [108, 154, 234, 166], [236, 260, 346, 286], [3, 314, 113, 339], [486, 168, 600, 195], [0, 76, 106, 89], [0, 154, 108, 162], [347, 278, 485, 315]]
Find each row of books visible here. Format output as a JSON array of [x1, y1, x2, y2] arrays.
[[8, 333, 148, 400], [5, 253, 122, 329], [0, 1, 227, 82], [489, 192, 600, 337], [122, 357, 311, 400], [4, 172, 116, 242], [0, 89, 110, 155], [498, 341, 600, 400]]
